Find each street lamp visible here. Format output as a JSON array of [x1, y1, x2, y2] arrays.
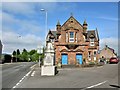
[[16, 35, 21, 62], [40, 8, 48, 46]]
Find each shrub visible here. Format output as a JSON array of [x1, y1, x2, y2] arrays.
[[89, 62, 95, 65]]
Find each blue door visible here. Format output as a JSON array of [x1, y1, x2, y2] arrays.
[[76, 54, 83, 64], [62, 54, 68, 65]]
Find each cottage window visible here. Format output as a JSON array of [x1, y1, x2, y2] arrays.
[[90, 38, 94, 46], [69, 32, 74, 42]]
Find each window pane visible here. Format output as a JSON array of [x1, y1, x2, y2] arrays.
[[90, 38, 94, 46], [90, 39, 94, 42], [70, 32, 74, 38]]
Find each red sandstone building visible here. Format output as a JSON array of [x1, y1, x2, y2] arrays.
[[46, 15, 99, 65]]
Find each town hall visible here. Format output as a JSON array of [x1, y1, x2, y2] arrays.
[[46, 15, 99, 65]]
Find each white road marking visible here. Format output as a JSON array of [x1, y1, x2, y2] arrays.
[[86, 80, 107, 88], [97, 66, 103, 68], [31, 71, 35, 76], [30, 64, 36, 69], [12, 70, 32, 88], [13, 86, 16, 88], [13, 64, 36, 88], [19, 79, 23, 83], [16, 83, 20, 86], [26, 71, 32, 76]]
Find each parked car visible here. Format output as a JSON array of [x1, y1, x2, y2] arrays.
[[109, 57, 119, 64]]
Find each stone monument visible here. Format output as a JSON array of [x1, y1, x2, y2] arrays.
[[41, 41, 56, 76]]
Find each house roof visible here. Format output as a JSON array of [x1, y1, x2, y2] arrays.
[[105, 45, 115, 53], [87, 30, 99, 41], [100, 45, 116, 56], [47, 15, 99, 42], [61, 15, 83, 28], [51, 31, 57, 39]]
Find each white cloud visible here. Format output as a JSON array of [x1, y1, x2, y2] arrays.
[[37, 2, 58, 12], [2, 5, 46, 54], [2, 11, 44, 35], [100, 37, 118, 53], [2, 12, 19, 24], [2, 2, 36, 16], [97, 16, 118, 21], [2, 31, 44, 54]]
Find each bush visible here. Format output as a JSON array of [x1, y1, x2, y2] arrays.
[[4, 54, 12, 63], [89, 62, 95, 65]]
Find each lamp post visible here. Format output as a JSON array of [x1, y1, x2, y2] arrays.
[[16, 35, 21, 62], [40, 8, 47, 46]]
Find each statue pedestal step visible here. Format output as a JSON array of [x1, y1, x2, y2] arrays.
[[41, 66, 56, 76]]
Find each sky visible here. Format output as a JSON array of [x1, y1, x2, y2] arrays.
[[1, 2, 118, 54]]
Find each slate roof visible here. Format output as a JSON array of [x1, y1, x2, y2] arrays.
[[86, 30, 99, 41], [105, 45, 115, 53], [51, 31, 57, 39]]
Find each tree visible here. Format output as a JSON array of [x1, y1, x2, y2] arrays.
[[31, 52, 39, 62], [4, 54, 11, 63], [12, 50, 16, 57], [29, 49, 36, 55], [17, 49, 20, 55], [23, 49, 27, 54], [20, 49, 29, 62]]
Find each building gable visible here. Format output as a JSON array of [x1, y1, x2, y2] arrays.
[[86, 30, 99, 41], [61, 16, 83, 31], [46, 30, 56, 42], [100, 45, 117, 59]]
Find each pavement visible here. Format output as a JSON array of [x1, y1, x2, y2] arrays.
[[13, 63, 119, 89]]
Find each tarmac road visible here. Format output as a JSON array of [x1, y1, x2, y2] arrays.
[[1, 62, 36, 89], [14, 63, 119, 89]]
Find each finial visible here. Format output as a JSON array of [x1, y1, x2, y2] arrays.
[[57, 20, 61, 26], [70, 12, 73, 16], [83, 19, 87, 24]]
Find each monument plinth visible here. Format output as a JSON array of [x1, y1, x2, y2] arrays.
[[41, 42, 56, 76]]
